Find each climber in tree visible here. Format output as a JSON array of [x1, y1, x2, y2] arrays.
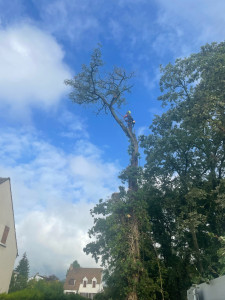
[[124, 110, 135, 131]]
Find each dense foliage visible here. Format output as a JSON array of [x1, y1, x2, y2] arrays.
[[1, 280, 85, 300], [84, 188, 162, 300], [139, 41, 225, 299]]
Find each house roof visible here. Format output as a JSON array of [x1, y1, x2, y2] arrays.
[[0, 177, 9, 184], [64, 267, 103, 291]]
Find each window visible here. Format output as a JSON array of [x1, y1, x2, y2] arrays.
[[83, 277, 88, 287], [92, 280, 96, 288], [69, 279, 75, 285], [1, 226, 10, 245]]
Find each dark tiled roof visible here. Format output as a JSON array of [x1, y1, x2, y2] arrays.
[[64, 268, 103, 291], [0, 177, 9, 184]]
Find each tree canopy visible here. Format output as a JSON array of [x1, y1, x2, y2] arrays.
[[139, 41, 225, 299], [71, 260, 81, 268]]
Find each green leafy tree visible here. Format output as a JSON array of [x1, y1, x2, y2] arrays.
[[65, 48, 162, 300], [16, 253, 29, 278], [71, 260, 80, 269], [66, 260, 81, 276], [9, 253, 30, 292], [140, 41, 225, 299]]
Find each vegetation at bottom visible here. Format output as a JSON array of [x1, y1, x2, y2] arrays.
[[1, 280, 85, 300]]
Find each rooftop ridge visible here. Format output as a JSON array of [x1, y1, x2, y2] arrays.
[[0, 177, 9, 184]]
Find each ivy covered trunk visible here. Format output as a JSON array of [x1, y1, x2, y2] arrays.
[[128, 131, 140, 299], [127, 216, 140, 300], [126, 132, 139, 300]]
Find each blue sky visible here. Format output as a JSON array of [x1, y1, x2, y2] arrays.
[[0, 0, 225, 279]]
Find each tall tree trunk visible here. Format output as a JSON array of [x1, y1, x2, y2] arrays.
[[189, 222, 204, 275], [126, 130, 140, 300], [127, 215, 140, 300], [106, 109, 140, 299]]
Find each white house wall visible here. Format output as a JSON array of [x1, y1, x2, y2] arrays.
[[0, 179, 17, 294], [78, 283, 102, 294], [187, 275, 225, 300], [64, 290, 77, 294]]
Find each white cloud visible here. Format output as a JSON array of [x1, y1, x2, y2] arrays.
[[16, 202, 97, 278], [59, 110, 89, 139], [142, 68, 161, 91], [38, 0, 100, 43], [148, 106, 166, 121], [0, 24, 71, 117], [0, 128, 120, 278], [137, 126, 149, 136], [156, 0, 225, 57], [108, 19, 124, 43]]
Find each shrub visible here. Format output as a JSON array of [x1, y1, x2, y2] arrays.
[[0, 280, 85, 300]]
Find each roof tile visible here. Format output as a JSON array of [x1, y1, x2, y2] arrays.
[[64, 268, 103, 291]]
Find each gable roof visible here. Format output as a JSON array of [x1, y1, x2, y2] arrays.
[[0, 177, 9, 185], [64, 268, 103, 291]]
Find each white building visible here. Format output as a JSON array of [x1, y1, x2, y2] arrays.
[[28, 273, 59, 282], [187, 275, 225, 300], [64, 267, 103, 299], [28, 273, 47, 282], [0, 178, 18, 294]]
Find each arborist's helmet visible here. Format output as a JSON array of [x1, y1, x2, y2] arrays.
[[127, 110, 131, 114]]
